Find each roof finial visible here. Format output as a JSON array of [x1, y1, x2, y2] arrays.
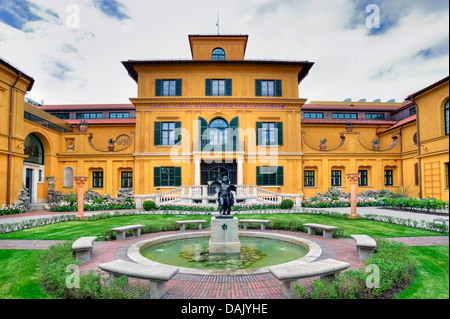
[[216, 12, 220, 35]]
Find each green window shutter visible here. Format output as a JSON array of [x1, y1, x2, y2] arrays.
[[255, 79, 262, 96], [225, 79, 232, 96], [174, 167, 182, 186], [175, 79, 182, 96], [155, 79, 162, 96], [256, 167, 263, 185], [230, 116, 239, 150], [276, 122, 283, 146], [205, 79, 212, 96], [199, 117, 208, 149], [154, 167, 161, 187], [256, 122, 262, 145], [154, 122, 161, 145], [275, 80, 282, 97], [175, 121, 182, 144], [276, 166, 284, 186]]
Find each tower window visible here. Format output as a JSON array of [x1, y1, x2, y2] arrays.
[[212, 48, 225, 60]]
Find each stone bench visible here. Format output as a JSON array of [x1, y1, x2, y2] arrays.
[[175, 220, 207, 231], [351, 234, 377, 261], [240, 219, 271, 230], [269, 258, 351, 299], [72, 236, 97, 262], [303, 223, 338, 238], [98, 259, 179, 299], [110, 224, 145, 241]]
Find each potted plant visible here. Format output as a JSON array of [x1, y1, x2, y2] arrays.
[[79, 120, 88, 133], [107, 138, 115, 151], [372, 138, 380, 151], [346, 121, 353, 132], [320, 138, 327, 151]]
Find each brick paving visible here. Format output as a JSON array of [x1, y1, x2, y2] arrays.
[[0, 210, 448, 299]]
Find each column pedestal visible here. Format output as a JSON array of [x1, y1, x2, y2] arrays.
[[74, 176, 88, 220], [346, 173, 361, 219], [209, 216, 241, 255]]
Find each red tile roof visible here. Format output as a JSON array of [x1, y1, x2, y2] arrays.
[[66, 119, 136, 125], [37, 104, 135, 111]]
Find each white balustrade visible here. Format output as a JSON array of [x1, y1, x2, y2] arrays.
[[134, 185, 303, 209]]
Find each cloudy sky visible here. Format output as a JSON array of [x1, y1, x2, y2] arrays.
[[0, 0, 448, 105]]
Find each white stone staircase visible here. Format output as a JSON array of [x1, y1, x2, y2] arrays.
[[134, 185, 303, 209]]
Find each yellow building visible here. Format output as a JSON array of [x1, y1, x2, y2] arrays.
[[0, 35, 448, 208]]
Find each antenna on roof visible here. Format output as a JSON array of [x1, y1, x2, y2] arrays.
[[216, 12, 220, 35]]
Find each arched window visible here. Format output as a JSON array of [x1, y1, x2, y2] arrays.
[[24, 134, 44, 165], [445, 99, 449, 136], [212, 48, 225, 60], [209, 118, 228, 145]]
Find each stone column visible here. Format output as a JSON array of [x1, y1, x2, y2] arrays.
[[346, 173, 360, 219], [74, 176, 88, 220], [237, 157, 244, 185], [194, 158, 201, 186]]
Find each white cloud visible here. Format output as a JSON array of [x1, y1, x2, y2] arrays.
[[0, 0, 448, 105]]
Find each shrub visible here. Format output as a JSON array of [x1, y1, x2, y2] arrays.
[[280, 199, 294, 209], [37, 242, 148, 299], [143, 200, 156, 211], [93, 198, 104, 204], [305, 239, 414, 299]]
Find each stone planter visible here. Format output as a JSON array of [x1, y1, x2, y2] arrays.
[[108, 143, 115, 151], [79, 125, 88, 133], [372, 143, 380, 151], [320, 143, 327, 151]]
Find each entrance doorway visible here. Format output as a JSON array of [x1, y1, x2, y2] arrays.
[[201, 162, 237, 195]]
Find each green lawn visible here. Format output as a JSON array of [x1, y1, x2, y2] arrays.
[[0, 212, 447, 299], [395, 245, 449, 299], [0, 250, 53, 299], [0, 213, 444, 241]]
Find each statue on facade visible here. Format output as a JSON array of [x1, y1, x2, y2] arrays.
[[217, 176, 236, 217]]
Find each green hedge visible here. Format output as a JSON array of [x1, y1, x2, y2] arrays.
[[380, 197, 448, 210], [294, 239, 415, 299]]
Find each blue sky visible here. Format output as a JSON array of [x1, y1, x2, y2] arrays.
[[0, 0, 448, 104]]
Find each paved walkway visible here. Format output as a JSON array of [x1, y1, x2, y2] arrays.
[[0, 208, 448, 299]]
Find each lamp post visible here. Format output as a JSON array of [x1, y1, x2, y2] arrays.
[[74, 176, 88, 220], [346, 173, 360, 219]]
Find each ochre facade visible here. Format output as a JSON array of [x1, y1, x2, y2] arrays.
[[0, 34, 448, 207]]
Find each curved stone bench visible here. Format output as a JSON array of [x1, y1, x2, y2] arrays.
[[98, 259, 179, 299], [351, 234, 377, 261], [175, 220, 207, 231], [110, 224, 145, 240], [72, 236, 97, 262], [303, 223, 338, 239], [240, 219, 271, 230], [269, 258, 351, 299]]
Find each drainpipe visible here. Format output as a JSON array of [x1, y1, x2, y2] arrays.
[[414, 103, 422, 198], [6, 72, 22, 205]]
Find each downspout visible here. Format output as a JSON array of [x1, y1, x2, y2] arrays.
[[399, 126, 404, 195], [6, 72, 22, 205], [414, 103, 422, 198]]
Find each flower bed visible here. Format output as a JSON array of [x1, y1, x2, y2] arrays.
[[302, 197, 379, 208], [0, 204, 27, 216], [49, 198, 134, 212]]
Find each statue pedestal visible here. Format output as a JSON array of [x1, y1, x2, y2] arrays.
[[209, 216, 241, 255]]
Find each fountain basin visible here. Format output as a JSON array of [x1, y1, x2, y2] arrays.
[[127, 231, 322, 275]]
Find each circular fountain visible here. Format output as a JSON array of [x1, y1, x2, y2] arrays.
[[127, 216, 322, 275]]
